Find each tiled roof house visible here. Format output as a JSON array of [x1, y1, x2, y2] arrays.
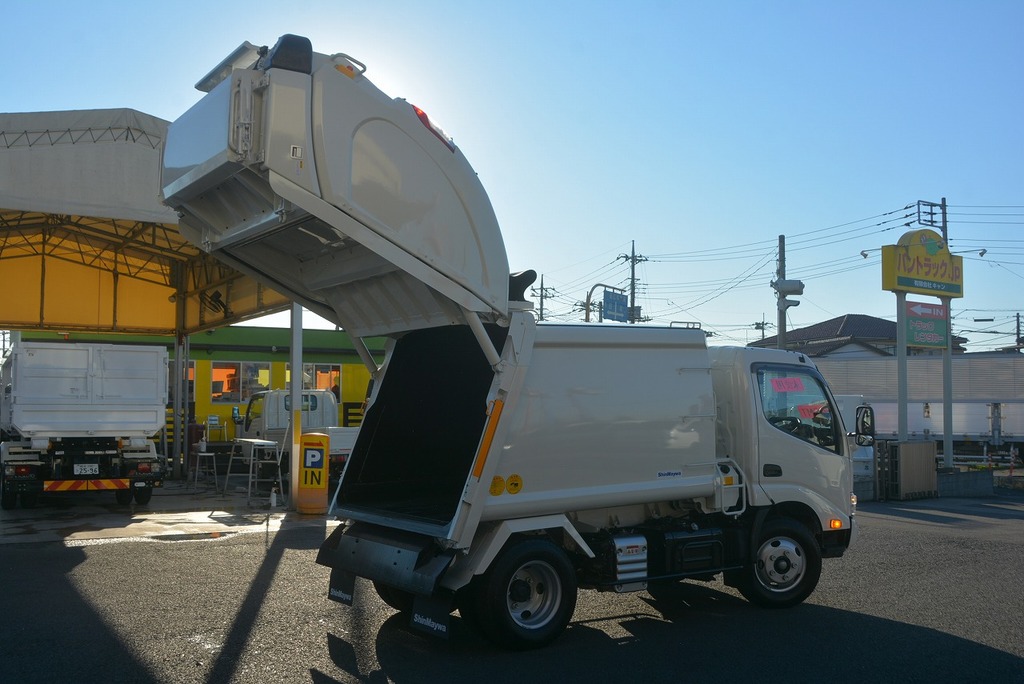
[[748, 313, 968, 357]]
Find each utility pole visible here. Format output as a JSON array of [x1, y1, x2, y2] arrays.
[[916, 197, 954, 467], [629, 241, 637, 323], [530, 275, 555, 321], [618, 240, 648, 324], [753, 316, 768, 340], [771, 235, 803, 349]]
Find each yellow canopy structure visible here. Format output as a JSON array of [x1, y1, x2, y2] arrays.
[[0, 108, 291, 335]]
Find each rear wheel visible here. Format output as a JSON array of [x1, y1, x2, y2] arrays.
[[472, 538, 577, 650], [1, 487, 16, 510], [372, 581, 415, 613], [19, 492, 38, 509], [114, 489, 134, 505], [738, 517, 821, 609], [133, 487, 153, 506]]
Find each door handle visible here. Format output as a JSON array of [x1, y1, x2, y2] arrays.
[[763, 464, 783, 477]]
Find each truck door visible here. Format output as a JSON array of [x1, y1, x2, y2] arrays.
[[241, 392, 266, 439], [752, 364, 850, 511]]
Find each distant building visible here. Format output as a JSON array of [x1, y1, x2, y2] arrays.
[[748, 313, 968, 358]]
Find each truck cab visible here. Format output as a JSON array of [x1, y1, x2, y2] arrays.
[[237, 389, 337, 442], [236, 388, 357, 481]]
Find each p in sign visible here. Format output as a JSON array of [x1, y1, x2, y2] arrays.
[[299, 433, 329, 490]]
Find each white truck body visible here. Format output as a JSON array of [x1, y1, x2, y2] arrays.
[[162, 34, 868, 649], [1, 341, 168, 508], [856, 400, 1022, 447], [818, 357, 1024, 454]]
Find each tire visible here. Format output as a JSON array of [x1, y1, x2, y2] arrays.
[[1, 488, 16, 510], [133, 487, 153, 506], [372, 581, 415, 613], [19, 492, 38, 509], [738, 517, 821, 609], [455, 585, 481, 629], [114, 489, 134, 505], [472, 538, 577, 650]]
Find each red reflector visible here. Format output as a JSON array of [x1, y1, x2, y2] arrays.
[[14, 465, 34, 476], [136, 462, 152, 474], [412, 105, 455, 152]]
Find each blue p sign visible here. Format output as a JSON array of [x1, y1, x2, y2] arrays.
[[304, 447, 324, 468]]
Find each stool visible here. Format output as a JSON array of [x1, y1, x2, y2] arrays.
[[193, 451, 218, 490], [224, 439, 281, 505]]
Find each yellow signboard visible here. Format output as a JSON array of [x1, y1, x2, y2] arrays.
[[881, 229, 963, 298], [297, 432, 329, 514]]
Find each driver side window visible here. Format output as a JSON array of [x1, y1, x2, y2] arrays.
[[757, 366, 840, 454]]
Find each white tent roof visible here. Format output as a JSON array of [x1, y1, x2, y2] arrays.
[[0, 108, 290, 335], [0, 108, 178, 224]]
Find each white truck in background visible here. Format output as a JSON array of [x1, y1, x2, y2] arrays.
[[1, 339, 167, 508], [236, 388, 358, 481], [162, 34, 874, 649]]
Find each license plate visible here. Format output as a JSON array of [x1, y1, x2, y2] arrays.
[[74, 463, 100, 476]]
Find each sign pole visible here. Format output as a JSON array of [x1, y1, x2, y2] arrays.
[[896, 291, 908, 441], [941, 295, 953, 468]]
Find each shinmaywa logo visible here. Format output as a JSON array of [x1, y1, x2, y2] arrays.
[[657, 470, 682, 478], [329, 587, 352, 602], [413, 613, 448, 634]]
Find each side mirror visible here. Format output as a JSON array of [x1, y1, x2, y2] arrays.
[[854, 404, 875, 446]]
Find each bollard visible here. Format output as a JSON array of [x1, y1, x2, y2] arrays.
[[297, 433, 329, 514]]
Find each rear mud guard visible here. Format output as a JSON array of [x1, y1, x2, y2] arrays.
[[317, 523, 455, 596]]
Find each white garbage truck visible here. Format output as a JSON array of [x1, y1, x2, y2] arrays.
[[162, 34, 873, 649], [1, 339, 168, 508]]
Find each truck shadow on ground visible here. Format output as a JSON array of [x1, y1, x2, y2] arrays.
[[0, 543, 161, 684], [319, 582, 1023, 684]]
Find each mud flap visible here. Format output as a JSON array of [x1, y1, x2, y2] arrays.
[[328, 567, 356, 605], [410, 594, 454, 639]]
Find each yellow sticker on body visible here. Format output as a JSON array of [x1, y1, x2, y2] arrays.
[[489, 475, 506, 496]]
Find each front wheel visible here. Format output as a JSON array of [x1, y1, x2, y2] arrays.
[[738, 517, 821, 609], [471, 537, 577, 650]]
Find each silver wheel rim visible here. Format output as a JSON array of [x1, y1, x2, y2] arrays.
[[754, 535, 805, 592], [505, 560, 562, 629]]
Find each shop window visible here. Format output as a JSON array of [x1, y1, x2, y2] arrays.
[[304, 363, 341, 399], [212, 361, 270, 403]]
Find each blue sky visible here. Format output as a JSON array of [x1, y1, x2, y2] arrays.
[[4, 1, 1022, 350]]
